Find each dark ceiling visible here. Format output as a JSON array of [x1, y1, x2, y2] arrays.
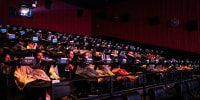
[[59, 0, 126, 10]]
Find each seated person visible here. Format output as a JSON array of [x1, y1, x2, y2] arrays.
[[127, 51, 136, 58], [0, 53, 19, 100], [46, 44, 56, 51], [126, 51, 138, 72], [154, 63, 166, 78], [65, 50, 78, 73], [75, 60, 101, 78], [15, 51, 59, 100], [111, 49, 118, 57], [0, 53, 19, 84], [147, 53, 156, 59], [15, 51, 59, 89], [167, 63, 177, 71], [12, 39, 26, 51], [26, 41, 37, 50], [187, 64, 194, 70], [31, 51, 59, 80], [91, 47, 101, 62], [96, 64, 115, 76], [82, 52, 95, 69], [134, 51, 142, 58], [112, 61, 138, 82], [66, 51, 106, 81], [31, 51, 50, 72], [178, 64, 193, 70], [36, 43, 44, 51], [119, 50, 127, 58], [55, 43, 62, 51], [147, 63, 167, 72], [0, 53, 19, 75], [146, 64, 155, 71]]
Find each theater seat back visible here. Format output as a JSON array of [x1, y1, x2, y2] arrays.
[[174, 82, 187, 94], [192, 79, 200, 89], [185, 80, 195, 93], [174, 82, 191, 100], [148, 87, 168, 100], [51, 81, 72, 100]]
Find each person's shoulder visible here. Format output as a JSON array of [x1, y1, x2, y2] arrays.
[[70, 58, 76, 63], [41, 60, 48, 63], [0, 62, 5, 66], [41, 60, 49, 65]]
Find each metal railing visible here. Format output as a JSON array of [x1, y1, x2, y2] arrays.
[[51, 69, 195, 100]]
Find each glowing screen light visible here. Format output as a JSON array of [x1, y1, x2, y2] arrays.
[[20, 8, 29, 16], [20, 4, 33, 18]]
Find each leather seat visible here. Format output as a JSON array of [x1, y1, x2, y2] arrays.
[[192, 79, 200, 93], [185, 80, 197, 96], [51, 81, 73, 100], [174, 82, 191, 100], [185, 79, 200, 99], [148, 87, 169, 100]]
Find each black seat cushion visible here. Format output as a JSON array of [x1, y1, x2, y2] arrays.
[[175, 82, 187, 94], [148, 87, 168, 100], [174, 82, 191, 100], [186, 80, 197, 96]]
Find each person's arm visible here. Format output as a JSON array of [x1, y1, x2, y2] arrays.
[[68, 64, 74, 70]]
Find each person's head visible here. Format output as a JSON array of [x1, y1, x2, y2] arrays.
[[53, 35, 57, 39], [84, 52, 89, 58], [128, 51, 134, 55], [2, 54, 11, 63], [35, 52, 43, 62], [66, 50, 74, 59]]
